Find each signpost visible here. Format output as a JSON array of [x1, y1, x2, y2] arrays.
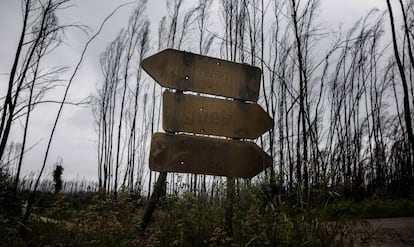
[[150, 133, 272, 179], [162, 91, 273, 139], [141, 49, 273, 176], [140, 49, 273, 232]]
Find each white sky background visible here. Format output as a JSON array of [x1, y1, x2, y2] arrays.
[[0, 0, 394, 183]]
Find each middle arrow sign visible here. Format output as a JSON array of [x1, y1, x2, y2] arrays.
[[163, 91, 273, 139]]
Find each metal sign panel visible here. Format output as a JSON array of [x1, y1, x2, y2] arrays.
[[141, 49, 261, 102], [149, 133, 272, 179], [163, 91, 273, 139]]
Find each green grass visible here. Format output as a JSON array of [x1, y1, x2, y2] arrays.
[[1, 186, 413, 246], [323, 199, 414, 219]]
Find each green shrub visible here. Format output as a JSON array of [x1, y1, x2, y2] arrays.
[[324, 199, 414, 219]]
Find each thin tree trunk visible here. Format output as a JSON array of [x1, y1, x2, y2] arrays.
[[386, 0, 414, 177], [141, 171, 167, 230]]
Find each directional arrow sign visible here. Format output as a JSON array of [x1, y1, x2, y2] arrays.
[[149, 133, 272, 178], [163, 91, 273, 139], [141, 49, 261, 102]]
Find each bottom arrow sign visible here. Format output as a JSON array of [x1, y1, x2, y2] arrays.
[[149, 133, 272, 179]]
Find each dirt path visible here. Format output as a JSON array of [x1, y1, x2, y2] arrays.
[[364, 217, 414, 247], [22, 203, 75, 228]]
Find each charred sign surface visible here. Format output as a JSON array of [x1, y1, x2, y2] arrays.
[[141, 49, 261, 102], [142, 49, 273, 178], [149, 133, 272, 179], [162, 91, 273, 139]]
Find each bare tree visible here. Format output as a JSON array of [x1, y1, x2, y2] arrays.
[[386, 0, 414, 186], [93, 0, 149, 196], [0, 0, 77, 189], [123, 21, 150, 194], [113, 0, 148, 198], [95, 34, 123, 193], [21, 1, 130, 235]]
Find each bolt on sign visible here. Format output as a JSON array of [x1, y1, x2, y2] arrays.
[[141, 49, 273, 179]]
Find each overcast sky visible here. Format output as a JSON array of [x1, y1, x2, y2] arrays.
[[0, 0, 391, 183]]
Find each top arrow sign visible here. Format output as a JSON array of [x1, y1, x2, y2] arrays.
[[141, 49, 262, 102]]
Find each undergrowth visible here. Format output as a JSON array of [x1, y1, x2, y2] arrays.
[[1, 182, 413, 246]]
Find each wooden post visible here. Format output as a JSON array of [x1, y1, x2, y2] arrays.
[[225, 177, 235, 237], [140, 171, 167, 230]]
